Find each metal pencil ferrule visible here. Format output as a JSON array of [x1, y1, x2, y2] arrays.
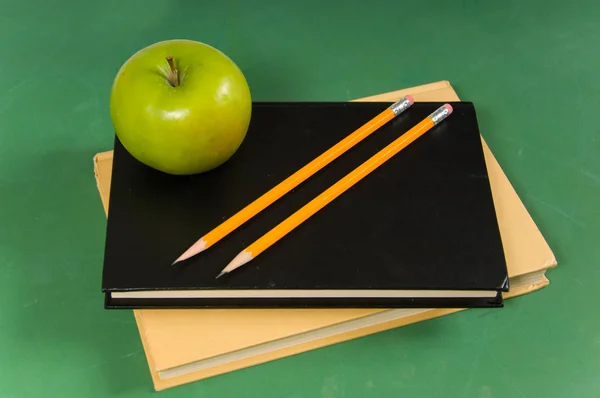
[[388, 97, 412, 116], [429, 105, 452, 125]]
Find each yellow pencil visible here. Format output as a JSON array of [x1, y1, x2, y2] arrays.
[[173, 96, 415, 264], [218, 104, 453, 277]]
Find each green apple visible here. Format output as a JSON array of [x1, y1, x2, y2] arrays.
[[109, 39, 252, 175]]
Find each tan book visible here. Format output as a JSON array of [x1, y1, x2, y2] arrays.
[[94, 80, 556, 391]]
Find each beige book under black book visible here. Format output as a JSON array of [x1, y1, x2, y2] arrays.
[[94, 80, 556, 391]]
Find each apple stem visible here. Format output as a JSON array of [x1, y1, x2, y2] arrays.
[[165, 56, 180, 87]]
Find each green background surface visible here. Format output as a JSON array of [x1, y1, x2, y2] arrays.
[[1, 1, 598, 397]]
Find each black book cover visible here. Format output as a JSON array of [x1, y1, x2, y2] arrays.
[[101, 101, 508, 309]]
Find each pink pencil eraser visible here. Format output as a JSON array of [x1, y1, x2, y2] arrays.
[[405, 95, 414, 105], [444, 103, 453, 114]]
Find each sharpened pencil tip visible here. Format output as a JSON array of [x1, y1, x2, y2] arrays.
[[172, 238, 208, 265], [216, 271, 226, 279], [216, 250, 254, 277]]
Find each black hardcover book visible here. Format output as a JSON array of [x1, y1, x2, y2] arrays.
[[101, 101, 509, 309]]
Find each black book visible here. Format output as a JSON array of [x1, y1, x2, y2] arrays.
[[101, 101, 509, 309]]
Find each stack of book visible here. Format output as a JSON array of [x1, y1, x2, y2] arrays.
[[94, 80, 556, 390]]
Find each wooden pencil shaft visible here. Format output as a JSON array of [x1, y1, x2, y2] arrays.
[[244, 117, 435, 258], [203, 108, 398, 246], [175, 98, 414, 264]]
